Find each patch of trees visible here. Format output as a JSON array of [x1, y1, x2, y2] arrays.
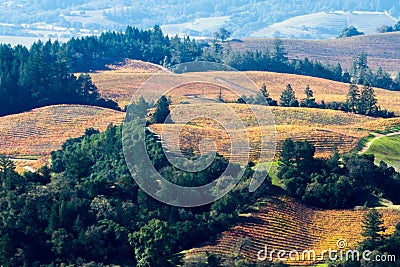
[[377, 21, 400, 33], [277, 139, 400, 209], [238, 83, 394, 118], [0, 42, 120, 116], [339, 26, 365, 38], [0, 106, 274, 266]]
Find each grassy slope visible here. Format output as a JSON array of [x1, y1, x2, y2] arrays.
[[92, 69, 400, 115], [366, 134, 400, 170]]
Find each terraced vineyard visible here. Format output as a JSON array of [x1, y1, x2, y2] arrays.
[[150, 104, 383, 163], [184, 195, 400, 265], [0, 105, 125, 157], [92, 69, 400, 115]]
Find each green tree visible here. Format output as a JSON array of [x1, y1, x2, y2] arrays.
[[280, 84, 298, 107], [339, 26, 365, 38], [302, 85, 317, 107], [346, 84, 360, 113], [359, 85, 377, 116], [153, 95, 171, 123], [272, 38, 288, 63], [261, 83, 269, 98], [214, 28, 231, 42], [0, 155, 15, 188], [360, 209, 386, 251], [129, 219, 176, 267]]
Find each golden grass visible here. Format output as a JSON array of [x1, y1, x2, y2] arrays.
[[91, 68, 400, 115], [149, 103, 390, 163], [0, 105, 125, 157], [185, 195, 400, 265]]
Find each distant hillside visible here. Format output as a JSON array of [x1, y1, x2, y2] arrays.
[[252, 11, 398, 39], [228, 32, 400, 72], [0, 0, 399, 39]]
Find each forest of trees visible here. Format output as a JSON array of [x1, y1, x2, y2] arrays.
[[277, 139, 400, 209], [0, 41, 120, 116]]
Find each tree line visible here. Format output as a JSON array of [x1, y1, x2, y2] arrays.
[[238, 83, 394, 118], [0, 41, 120, 116]]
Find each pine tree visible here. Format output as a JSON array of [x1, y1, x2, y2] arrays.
[[261, 83, 269, 98], [0, 155, 15, 188], [359, 85, 378, 116], [153, 95, 170, 123], [303, 85, 316, 107], [360, 209, 386, 250], [346, 84, 360, 113], [280, 84, 297, 107]]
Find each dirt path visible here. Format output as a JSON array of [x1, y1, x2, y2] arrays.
[[359, 131, 400, 154]]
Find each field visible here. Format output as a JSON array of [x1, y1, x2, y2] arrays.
[[150, 104, 386, 163], [0, 105, 124, 171], [228, 32, 400, 73], [366, 134, 400, 170], [3, 65, 400, 170], [184, 195, 400, 265], [91, 69, 400, 114], [91, 65, 400, 163]]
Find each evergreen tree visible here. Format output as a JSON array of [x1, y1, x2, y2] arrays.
[[280, 84, 298, 107], [153, 95, 171, 123], [346, 84, 360, 113], [360, 209, 386, 251], [302, 85, 317, 107], [261, 83, 269, 98], [0, 155, 15, 188], [359, 85, 378, 116]]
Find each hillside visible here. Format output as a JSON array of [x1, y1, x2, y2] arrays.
[[228, 33, 400, 73], [251, 11, 397, 39], [0, 104, 124, 157], [184, 195, 400, 265], [150, 104, 400, 163], [91, 69, 400, 113]]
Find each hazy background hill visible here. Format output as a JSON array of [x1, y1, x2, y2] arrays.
[[0, 0, 399, 40]]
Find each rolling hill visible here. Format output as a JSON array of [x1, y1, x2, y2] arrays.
[[0, 105, 124, 171], [228, 32, 400, 73], [251, 11, 398, 39], [91, 69, 400, 113], [184, 194, 400, 265]]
